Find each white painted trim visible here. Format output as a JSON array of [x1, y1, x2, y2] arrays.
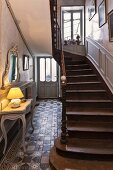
[[86, 37, 113, 94]]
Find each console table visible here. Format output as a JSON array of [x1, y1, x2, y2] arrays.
[[0, 99, 34, 154]]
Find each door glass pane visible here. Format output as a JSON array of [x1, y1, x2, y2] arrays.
[[40, 58, 45, 81], [46, 58, 51, 82], [73, 12, 81, 39], [52, 58, 57, 82], [64, 12, 71, 40]]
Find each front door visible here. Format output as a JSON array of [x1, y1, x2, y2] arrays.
[[38, 57, 58, 98]]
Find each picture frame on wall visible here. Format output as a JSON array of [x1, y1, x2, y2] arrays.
[[23, 55, 29, 70], [108, 10, 113, 42], [98, 0, 106, 28], [88, 0, 96, 21]]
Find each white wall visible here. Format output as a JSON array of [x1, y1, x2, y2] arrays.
[[0, 0, 33, 87], [85, 0, 113, 94], [9, 0, 52, 56], [85, 0, 113, 56], [59, 0, 85, 6]]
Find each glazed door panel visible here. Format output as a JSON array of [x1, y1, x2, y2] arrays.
[[38, 58, 58, 98]]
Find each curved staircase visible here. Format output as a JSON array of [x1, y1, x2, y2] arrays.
[[49, 56, 113, 169]]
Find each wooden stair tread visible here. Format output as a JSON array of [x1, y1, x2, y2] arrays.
[[67, 74, 97, 78], [66, 110, 113, 116], [66, 64, 89, 67], [50, 146, 113, 170], [66, 99, 112, 103], [67, 81, 101, 85], [66, 90, 106, 93], [55, 137, 113, 155], [67, 121, 113, 132], [67, 69, 92, 72]]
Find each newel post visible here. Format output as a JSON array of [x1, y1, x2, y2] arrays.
[[60, 75, 67, 144]]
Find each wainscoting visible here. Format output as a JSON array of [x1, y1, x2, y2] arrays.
[[86, 37, 113, 94], [63, 44, 85, 56]]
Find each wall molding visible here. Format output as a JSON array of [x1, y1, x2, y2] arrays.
[[86, 37, 113, 94], [5, 0, 34, 58], [63, 45, 86, 56]]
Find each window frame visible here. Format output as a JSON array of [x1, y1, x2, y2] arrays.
[[62, 10, 83, 41]]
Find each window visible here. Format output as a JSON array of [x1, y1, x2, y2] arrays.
[[46, 58, 51, 82], [63, 10, 82, 40], [40, 58, 57, 82], [52, 58, 57, 82], [64, 13, 71, 40], [40, 58, 45, 81], [73, 12, 81, 39], [62, 9, 83, 43]]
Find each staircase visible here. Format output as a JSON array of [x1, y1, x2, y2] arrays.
[[50, 56, 113, 169]]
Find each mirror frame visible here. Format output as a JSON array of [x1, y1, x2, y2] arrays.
[[1, 45, 20, 89]]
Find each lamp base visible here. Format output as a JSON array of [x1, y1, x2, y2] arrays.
[[10, 99, 21, 108]]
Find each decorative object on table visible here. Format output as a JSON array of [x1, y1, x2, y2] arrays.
[[98, 0, 106, 28], [108, 10, 113, 42], [76, 35, 81, 45], [7, 87, 24, 108], [88, 0, 96, 21], [64, 40, 68, 45], [23, 55, 29, 70]]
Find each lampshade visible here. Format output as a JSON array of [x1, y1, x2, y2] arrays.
[[7, 87, 24, 99]]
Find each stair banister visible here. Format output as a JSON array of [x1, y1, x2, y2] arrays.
[[49, 0, 67, 143], [60, 26, 67, 144]]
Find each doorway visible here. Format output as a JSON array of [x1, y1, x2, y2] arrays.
[[37, 57, 59, 98]]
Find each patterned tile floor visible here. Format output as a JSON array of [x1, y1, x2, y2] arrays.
[[8, 99, 62, 170], [1, 99, 113, 170]]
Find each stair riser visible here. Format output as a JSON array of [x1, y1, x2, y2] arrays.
[[65, 61, 87, 65], [66, 102, 113, 108], [68, 131, 113, 139], [67, 76, 98, 82], [55, 138, 113, 160], [67, 83, 103, 90], [66, 70, 94, 76], [55, 148, 113, 160], [66, 115, 113, 122], [66, 65, 90, 70], [66, 92, 109, 100]]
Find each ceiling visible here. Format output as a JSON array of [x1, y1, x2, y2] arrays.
[[9, 0, 52, 57]]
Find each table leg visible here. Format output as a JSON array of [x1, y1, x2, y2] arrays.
[[31, 108, 34, 132], [1, 116, 7, 154], [20, 115, 26, 152]]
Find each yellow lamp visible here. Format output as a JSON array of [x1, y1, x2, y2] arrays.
[[7, 87, 24, 108]]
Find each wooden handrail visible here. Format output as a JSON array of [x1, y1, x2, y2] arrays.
[[60, 44, 67, 144], [58, 23, 66, 84]]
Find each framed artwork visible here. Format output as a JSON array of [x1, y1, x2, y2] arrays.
[[98, 0, 106, 28], [108, 10, 113, 42], [23, 55, 29, 70], [88, 0, 96, 21]]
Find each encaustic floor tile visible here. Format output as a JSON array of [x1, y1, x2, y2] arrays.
[[0, 99, 61, 170]]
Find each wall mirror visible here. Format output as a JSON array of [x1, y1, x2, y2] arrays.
[[1, 45, 20, 89]]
